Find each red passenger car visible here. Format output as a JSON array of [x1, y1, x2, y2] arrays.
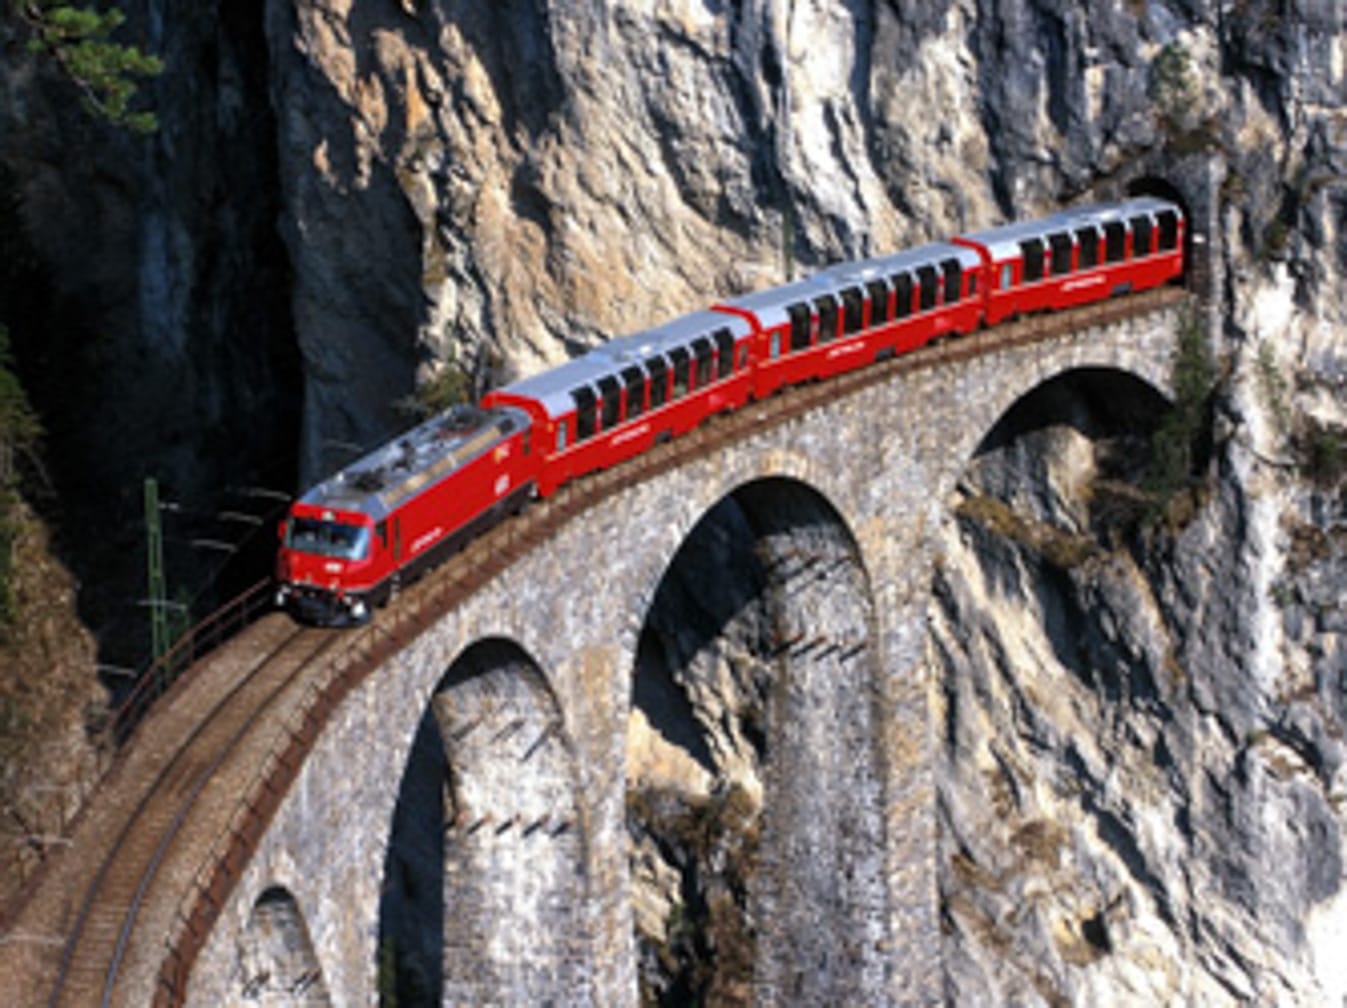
[[716, 240, 987, 398], [955, 197, 1185, 325], [483, 309, 757, 495], [278, 196, 1186, 626]]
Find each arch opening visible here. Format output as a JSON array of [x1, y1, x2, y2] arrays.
[[377, 638, 590, 1006], [234, 885, 331, 1005], [974, 367, 1178, 547], [627, 477, 888, 1005]]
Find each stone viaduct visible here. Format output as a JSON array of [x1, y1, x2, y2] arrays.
[[168, 297, 1188, 1006]]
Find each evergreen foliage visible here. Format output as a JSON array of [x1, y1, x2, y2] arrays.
[[1145, 307, 1216, 512], [14, 0, 163, 132]]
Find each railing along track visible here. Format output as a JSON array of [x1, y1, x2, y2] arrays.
[[44, 626, 339, 1007], [28, 287, 1187, 1006]]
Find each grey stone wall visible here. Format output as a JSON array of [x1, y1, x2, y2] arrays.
[[182, 307, 1180, 1007]]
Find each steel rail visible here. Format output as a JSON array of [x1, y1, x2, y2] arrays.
[[112, 578, 276, 745], [43, 626, 336, 1008]]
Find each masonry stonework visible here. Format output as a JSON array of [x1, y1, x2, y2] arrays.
[[184, 307, 1181, 1006]]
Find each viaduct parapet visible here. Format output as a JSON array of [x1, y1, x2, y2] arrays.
[[167, 298, 1185, 1006]]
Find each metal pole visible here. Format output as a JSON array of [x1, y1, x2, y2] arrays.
[[144, 477, 168, 667]]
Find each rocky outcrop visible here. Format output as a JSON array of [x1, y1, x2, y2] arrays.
[[0, 1, 299, 657], [0, 501, 106, 909], [930, 357, 1347, 1004], [0, 0, 1345, 1002]]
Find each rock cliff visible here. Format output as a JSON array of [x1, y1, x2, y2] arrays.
[[0, 0, 1345, 1003]]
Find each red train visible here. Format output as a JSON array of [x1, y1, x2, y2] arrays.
[[276, 197, 1185, 624]]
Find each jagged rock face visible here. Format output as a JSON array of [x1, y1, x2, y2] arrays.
[[0, 0, 1345, 1001], [255, 0, 1182, 479], [2, 0, 1343, 634], [261, 0, 1345, 479], [930, 372, 1347, 1005], [0, 1, 299, 655]]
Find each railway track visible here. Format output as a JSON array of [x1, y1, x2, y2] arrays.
[[1, 286, 1189, 1006], [1, 618, 335, 1007]]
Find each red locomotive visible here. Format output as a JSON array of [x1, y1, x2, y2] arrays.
[[276, 197, 1185, 625]]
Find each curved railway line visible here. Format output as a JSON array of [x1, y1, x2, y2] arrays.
[[47, 625, 336, 1007], [1, 287, 1187, 1006]]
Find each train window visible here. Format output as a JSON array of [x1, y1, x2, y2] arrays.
[[375, 521, 388, 550], [598, 375, 622, 429], [1020, 239, 1044, 282], [645, 356, 668, 409], [1076, 227, 1099, 269], [891, 273, 913, 317], [770, 331, 782, 358], [1130, 215, 1152, 256], [692, 338, 715, 386], [288, 519, 371, 560], [714, 328, 735, 378], [670, 347, 692, 398], [916, 265, 938, 311], [1103, 221, 1126, 262], [1048, 232, 1072, 275], [522, 429, 530, 455], [1156, 210, 1178, 251], [941, 258, 962, 302], [622, 366, 645, 420], [788, 303, 811, 351], [1000, 263, 1014, 288], [815, 294, 839, 342], [866, 279, 890, 325], [738, 344, 749, 369], [841, 287, 864, 334], [555, 421, 568, 452], [571, 388, 597, 441], [966, 272, 978, 298]]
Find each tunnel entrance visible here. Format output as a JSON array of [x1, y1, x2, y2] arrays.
[[1127, 174, 1205, 297], [627, 478, 888, 1005]]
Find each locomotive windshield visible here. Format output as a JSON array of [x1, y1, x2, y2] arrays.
[[286, 518, 371, 561]]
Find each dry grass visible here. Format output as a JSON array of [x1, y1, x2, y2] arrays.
[[957, 495, 1102, 571], [0, 498, 106, 906]]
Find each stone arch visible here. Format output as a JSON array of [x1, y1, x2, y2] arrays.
[[234, 885, 331, 1005], [978, 367, 1171, 456], [627, 476, 888, 1005], [377, 637, 591, 1006], [968, 366, 1174, 544]]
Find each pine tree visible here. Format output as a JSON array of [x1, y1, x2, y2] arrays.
[[13, 1, 163, 132]]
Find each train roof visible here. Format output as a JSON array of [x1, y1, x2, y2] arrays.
[[294, 403, 529, 522], [959, 197, 1182, 260], [719, 241, 979, 331], [492, 307, 755, 419]]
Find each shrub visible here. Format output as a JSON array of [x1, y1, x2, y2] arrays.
[[1145, 307, 1215, 509]]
